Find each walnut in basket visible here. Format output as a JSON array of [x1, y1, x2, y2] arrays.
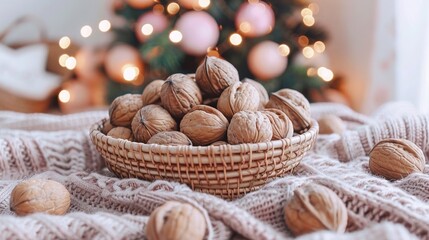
[[227, 111, 272, 144], [147, 131, 192, 146], [217, 82, 260, 119], [109, 94, 143, 127], [266, 89, 311, 134], [180, 105, 229, 145], [242, 78, 269, 110], [131, 105, 178, 143], [160, 73, 202, 119], [141, 79, 164, 106], [195, 56, 239, 97], [262, 108, 293, 140], [107, 127, 134, 141]]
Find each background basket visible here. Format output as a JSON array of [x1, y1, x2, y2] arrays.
[[90, 119, 318, 199]]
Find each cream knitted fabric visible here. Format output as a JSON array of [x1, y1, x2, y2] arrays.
[[0, 103, 427, 239]]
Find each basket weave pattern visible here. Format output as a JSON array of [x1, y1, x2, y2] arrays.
[[90, 119, 318, 199]]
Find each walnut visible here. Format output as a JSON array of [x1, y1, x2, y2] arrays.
[[262, 108, 293, 140], [147, 131, 192, 146], [369, 138, 425, 180], [146, 201, 206, 240], [227, 111, 272, 144], [10, 179, 71, 216], [160, 73, 202, 119], [195, 56, 239, 97], [109, 94, 143, 127], [102, 120, 114, 134], [141, 79, 164, 106], [318, 115, 346, 135], [107, 127, 134, 141], [266, 89, 311, 133], [131, 105, 178, 143], [242, 78, 269, 110], [217, 82, 260, 119], [284, 183, 348, 236], [180, 105, 229, 145]]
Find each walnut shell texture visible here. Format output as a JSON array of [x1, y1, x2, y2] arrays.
[[131, 105, 178, 143], [146, 201, 206, 240], [141, 79, 164, 106], [318, 115, 346, 135], [284, 183, 348, 236], [180, 105, 229, 146], [242, 78, 269, 110], [195, 56, 239, 97], [102, 120, 114, 134], [217, 82, 260, 119], [107, 127, 134, 141], [266, 89, 311, 133], [369, 138, 425, 180], [147, 131, 192, 146], [10, 179, 71, 216], [160, 73, 203, 119], [227, 111, 272, 144], [109, 94, 143, 127], [262, 108, 293, 140]]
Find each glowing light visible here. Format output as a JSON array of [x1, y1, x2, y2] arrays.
[[169, 30, 183, 43], [59, 36, 71, 49], [278, 44, 290, 56], [167, 2, 180, 15], [229, 33, 243, 46], [153, 4, 164, 13], [317, 67, 334, 81], [307, 67, 317, 76], [207, 48, 220, 58], [58, 90, 71, 103], [303, 15, 315, 26], [98, 20, 111, 32], [80, 25, 92, 38], [314, 41, 326, 53], [298, 35, 309, 46], [301, 8, 313, 17], [198, 0, 210, 8], [141, 24, 154, 36], [59, 54, 69, 67], [122, 64, 140, 81], [65, 56, 77, 70], [302, 46, 315, 58], [239, 22, 252, 33]]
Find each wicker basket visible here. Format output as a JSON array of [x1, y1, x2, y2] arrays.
[[90, 118, 318, 199]]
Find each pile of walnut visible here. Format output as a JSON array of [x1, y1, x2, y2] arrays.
[[105, 56, 311, 146]]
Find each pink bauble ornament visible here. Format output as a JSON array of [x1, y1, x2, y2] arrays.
[[104, 44, 144, 83], [175, 11, 219, 56], [59, 81, 92, 114], [126, 0, 154, 9], [135, 12, 168, 42], [236, 1, 275, 38], [248, 41, 288, 81]]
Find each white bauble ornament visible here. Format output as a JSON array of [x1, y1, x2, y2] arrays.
[[175, 11, 219, 56], [248, 41, 287, 81], [135, 12, 168, 42], [236, 1, 275, 38]]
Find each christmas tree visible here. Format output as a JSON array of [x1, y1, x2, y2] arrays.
[[105, 0, 332, 102]]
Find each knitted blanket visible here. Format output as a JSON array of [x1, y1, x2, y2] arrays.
[[0, 102, 427, 240]]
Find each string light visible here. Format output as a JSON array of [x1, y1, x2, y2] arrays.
[[278, 44, 290, 56], [298, 35, 309, 46], [301, 8, 313, 17], [317, 67, 334, 81], [80, 25, 92, 38], [122, 64, 140, 81], [302, 46, 315, 58], [167, 2, 180, 15], [198, 0, 210, 8], [141, 24, 154, 36], [303, 15, 315, 26], [65, 56, 77, 70], [229, 33, 243, 46], [59, 37, 71, 49], [98, 20, 111, 32], [58, 90, 71, 103], [207, 47, 220, 57], [307, 67, 317, 76], [169, 30, 183, 43], [58, 54, 69, 67], [314, 41, 326, 53], [153, 4, 164, 13]]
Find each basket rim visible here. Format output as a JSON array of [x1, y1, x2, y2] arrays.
[[90, 118, 319, 155]]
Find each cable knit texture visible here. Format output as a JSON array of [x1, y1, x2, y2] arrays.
[[0, 102, 428, 239]]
